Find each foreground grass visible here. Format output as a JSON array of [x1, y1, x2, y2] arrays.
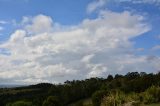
[[69, 98, 160, 106], [69, 99, 160, 106], [145, 103, 160, 106]]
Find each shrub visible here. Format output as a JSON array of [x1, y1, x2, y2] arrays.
[[43, 96, 61, 106], [101, 90, 126, 106], [143, 86, 160, 104]]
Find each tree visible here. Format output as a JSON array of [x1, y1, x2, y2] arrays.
[[107, 75, 113, 81], [115, 74, 123, 79], [125, 72, 140, 80], [140, 72, 147, 77]]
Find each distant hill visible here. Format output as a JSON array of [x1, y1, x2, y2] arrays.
[[0, 84, 25, 88]]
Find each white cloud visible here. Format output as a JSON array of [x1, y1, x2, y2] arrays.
[[87, 0, 107, 13], [86, 0, 160, 13], [0, 11, 158, 84], [130, 0, 160, 5], [25, 14, 53, 34], [151, 45, 160, 51], [121, 0, 160, 6], [0, 20, 8, 32], [81, 54, 95, 63], [0, 20, 7, 24]]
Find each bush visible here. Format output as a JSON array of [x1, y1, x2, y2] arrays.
[[43, 96, 61, 106], [127, 92, 141, 102], [101, 94, 115, 106], [143, 86, 160, 104], [143, 92, 154, 104], [101, 90, 126, 106]]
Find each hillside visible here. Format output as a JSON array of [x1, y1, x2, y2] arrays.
[[0, 72, 160, 106]]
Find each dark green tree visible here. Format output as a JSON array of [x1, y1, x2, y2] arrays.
[[107, 75, 113, 81]]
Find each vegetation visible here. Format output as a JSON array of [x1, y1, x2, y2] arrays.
[[0, 72, 160, 106], [6, 101, 33, 106], [43, 96, 61, 106], [100, 86, 160, 106]]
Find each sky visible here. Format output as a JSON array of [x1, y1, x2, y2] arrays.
[[0, 0, 160, 84]]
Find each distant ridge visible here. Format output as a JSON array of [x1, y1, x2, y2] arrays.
[[0, 84, 25, 88]]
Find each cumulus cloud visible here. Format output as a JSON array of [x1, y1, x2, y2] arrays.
[[24, 14, 53, 34], [0, 10, 159, 84]]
